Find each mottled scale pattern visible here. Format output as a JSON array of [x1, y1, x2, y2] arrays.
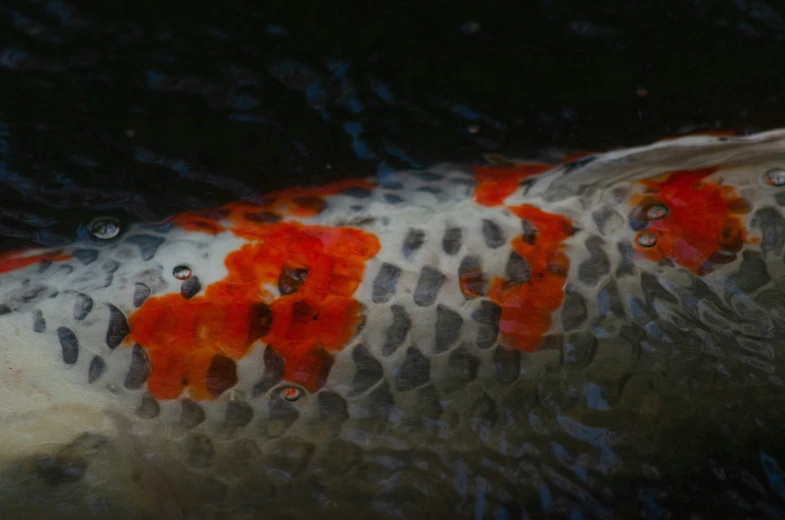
[[1, 133, 785, 518]]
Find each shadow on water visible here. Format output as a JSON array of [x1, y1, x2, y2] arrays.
[[1, 1, 785, 518]]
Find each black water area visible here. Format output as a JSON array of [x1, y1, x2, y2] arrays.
[[0, 1, 784, 250]]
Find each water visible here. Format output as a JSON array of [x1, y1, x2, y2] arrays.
[[1, 1, 784, 250], [1, 1, 785, 518]]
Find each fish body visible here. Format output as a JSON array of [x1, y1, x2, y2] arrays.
[[0, 130, 785, 518]]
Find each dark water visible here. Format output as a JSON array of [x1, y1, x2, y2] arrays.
[[1, 0, 785, 251], [2, 1, 785, 518]]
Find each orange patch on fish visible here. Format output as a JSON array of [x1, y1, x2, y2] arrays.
[[630, 166, 750, 274], [128, 221, 380, 400], [0, 250, 71, 274], [473, 163, 552, 207], [488, 204, 573, 352], [173, 178, 375, 234]]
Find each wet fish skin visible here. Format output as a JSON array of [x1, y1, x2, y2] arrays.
[[0, 130, 784, 518]]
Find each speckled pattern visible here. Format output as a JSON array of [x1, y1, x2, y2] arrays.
[[0, 130, 785, 518]]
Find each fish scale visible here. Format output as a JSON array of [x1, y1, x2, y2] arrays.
[[0, 130, 784, 518]]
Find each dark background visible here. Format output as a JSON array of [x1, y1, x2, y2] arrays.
[[0, 0, 784, 249]]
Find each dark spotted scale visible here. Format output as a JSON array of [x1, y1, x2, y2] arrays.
[[753, 207, 785, 255], [561, 285, 588, 330], [88, 356, 106, 384], [482, 219, 506, 248], [206, 355, 238, 396], [106, 304, 130, 349], [384, 193, 403, 204], [382, 305, 411, 356], [125, 344, 152, 390], [504, 251, 531, 287], [616, 241, 637, 277], [224, 400, 254, 431], [372, 263, 402, 304], [472, 301, 502, 349], [444, 347, 479, 391], [252, 346, 285, 397], [32, 309, 45, 333], [728, 250, 769, 294], [317, 391, 349, 424], [279, 266, 309, 295], [73, 293, 93, 321], [396, 347, 430, 391], [136, 393, 160, 419], [57, 327, 79, 365], [181, 398, 206, 429], [133, 283, 151, 308], [181, 276, 202, 299], [402, 229, 425, 259], [458, 255, 486, 298], [521, 220, 537, 244], [597, 280, 625, 318], [349, 344, 384, 396], [578, 236, 610, 286], [413, 266, 445, 307], [442, 227, 463, 255], [434, 304, 462, 353]]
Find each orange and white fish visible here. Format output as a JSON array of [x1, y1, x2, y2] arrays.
[[0, 129, 784, 518]]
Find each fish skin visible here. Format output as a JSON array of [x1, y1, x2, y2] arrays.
[[0, 130, 784, 517]]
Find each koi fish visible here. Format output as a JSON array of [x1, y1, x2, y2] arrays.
[[1, 129, 785, 519]]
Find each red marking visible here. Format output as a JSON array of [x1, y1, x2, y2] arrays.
[[128, 222, 380, 400], [489, 205, 573, 352], [631, 166, 750, 274], [473, 164, 552, 207], [173, 178, 375, 233], [0, 250, 71, 274]]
